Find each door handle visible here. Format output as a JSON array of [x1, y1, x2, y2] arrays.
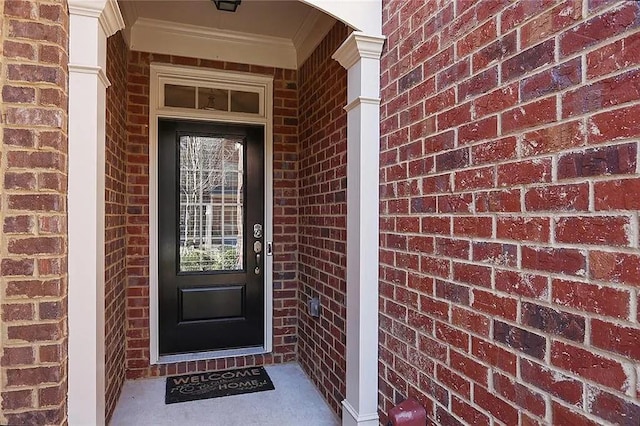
[[255, 253, 261, 275]]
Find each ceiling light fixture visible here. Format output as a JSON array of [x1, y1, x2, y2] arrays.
[[212, 0, 241, 12]]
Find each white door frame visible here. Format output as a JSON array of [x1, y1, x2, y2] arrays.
[[67, 1, 383, 425], [148, 64, 275, 364]]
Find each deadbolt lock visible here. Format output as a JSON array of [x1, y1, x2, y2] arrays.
[[253, 223, 263, 239], [254, 241, 262, 253]]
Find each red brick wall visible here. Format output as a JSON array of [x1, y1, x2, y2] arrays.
[[125, 52, 299, 378], [379, 0, 640, 424], [298, 23, 350, 415], [0, 0, 69, 423], [105, 32, 128, 421]]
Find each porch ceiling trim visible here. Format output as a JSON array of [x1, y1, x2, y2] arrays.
[[128, 18, 299, 69]]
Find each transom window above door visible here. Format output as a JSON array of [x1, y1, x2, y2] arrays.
[[152, 64, 271, 121], [164, 84, 260, 114]]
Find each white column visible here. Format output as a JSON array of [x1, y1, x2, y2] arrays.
[[333, 32, 385, 426], [67, 1, 124, 424]]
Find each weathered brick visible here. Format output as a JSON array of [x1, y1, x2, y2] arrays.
[[7, 63, 63, 84], [2, 85, 36, 103], [562, 69, 640, 118], [551, 341, 629, 392], [502, 39, 555, 82], [591, 319, 640, 361], [437, 59, 470, 90], [7, 323, 62, 342], [458, 116, 497, 145], [552, 278, 630, 319], [473, 385, 519, 425], [522, 246, 585, 275], [594, 178, 640, 211], [522, 302, 585, 342], [521, 120, 584, 156], [456, 18, 497, 58], [524, 183, 589, 212], [1, 389, 33, 410], [472, 337, 516, 375], [556, 215, 631, 246], [1, 346, 35, 366], [587, 388, 640, 425], [453, 262, 492, 287], [476, 189, 521, 213], [3, 40, 36, 60], [587, 31, 640, 79], [4, 0, 36, 18], [473, 290, 517, 320], [4, 128, 35, 147], [494, 320, 546, 359], [8, 237, 63, 255], [521, 0, 582, 48], [588, 104, 640, 144], [589, 251, 640, 287], [472, 242, 516, 266], [493, 372, 546, 417], [497, 159, 552, 186], [1, 259, 35, 276], [3, 303, 35, 321], [560, 2, 640, 57], [6, 366, 61, 386], [450, 350, 488, 386], [399, 67, 423, 91], [472, 31, 517, 73], [495, 270, 548, 299], [552, 402, 600, 426], [521, 359, 583, 404], [501, 96, 557, 133], [452, 395, 489, 426], [558, 143, 637, 179], [473, 83, 519, 117], [471, 136, 517, 165]]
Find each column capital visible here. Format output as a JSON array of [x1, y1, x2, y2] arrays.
[[332, 32, 385, 70], [68, 0, 125, 37]]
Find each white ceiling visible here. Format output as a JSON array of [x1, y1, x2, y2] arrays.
[[118, 0, 339, 68], [120, 0, 329, 39]]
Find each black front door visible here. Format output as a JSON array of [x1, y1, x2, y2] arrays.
[[158, 119, 265, 355]]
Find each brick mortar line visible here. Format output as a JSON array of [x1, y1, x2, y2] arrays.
[[379, 260, 637, 298], [381, 312, 638, 416], [379, 230, 640, 252], [384, 84, 638, 139], [381, 281, 635, 332], [391, 10, 640, 88]]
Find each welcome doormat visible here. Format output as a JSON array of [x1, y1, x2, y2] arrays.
[[165, 366, 275, 404]]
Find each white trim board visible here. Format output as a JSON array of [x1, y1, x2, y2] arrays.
[[149, 63, 274, 364]]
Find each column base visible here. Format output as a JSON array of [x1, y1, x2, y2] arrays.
[[342, 400, 379, 426]]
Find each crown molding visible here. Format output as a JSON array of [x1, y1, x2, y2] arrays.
[[100, 0, 125, 37], [68, 0, 124, 37], [129, 18, 298, 69], [294, 9, 336, 67], [332, 32, 386, 70]]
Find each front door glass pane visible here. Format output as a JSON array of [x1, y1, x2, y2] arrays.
[[178, 135, 244, 272]]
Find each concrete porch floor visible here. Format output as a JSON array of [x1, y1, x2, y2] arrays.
[[110, 363, 340, 426]]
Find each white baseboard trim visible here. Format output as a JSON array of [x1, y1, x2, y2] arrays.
[[342, 400, 379, 426]]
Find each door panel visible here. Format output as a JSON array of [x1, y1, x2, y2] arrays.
[[158, 118, 264, 355]]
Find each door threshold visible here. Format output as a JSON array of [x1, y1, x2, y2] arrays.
[[157, 346, 268, 365]]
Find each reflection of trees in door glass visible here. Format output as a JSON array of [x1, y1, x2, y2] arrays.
[[178, 135, 244, 272]]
